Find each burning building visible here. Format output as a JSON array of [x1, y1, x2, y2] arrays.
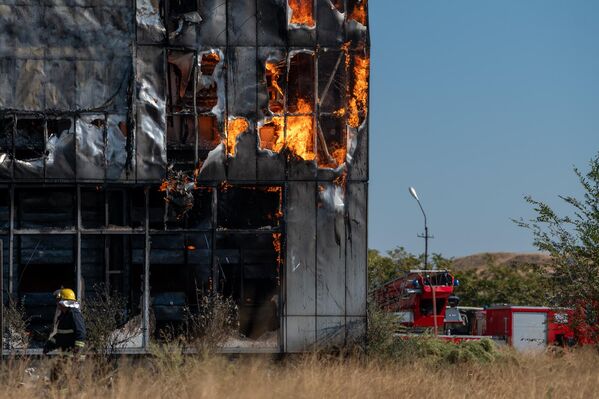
[[0, 0, 369, 353]]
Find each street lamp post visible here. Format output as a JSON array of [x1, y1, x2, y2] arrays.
[[408, 187, 432, 270], [409, 187, 438, 336]]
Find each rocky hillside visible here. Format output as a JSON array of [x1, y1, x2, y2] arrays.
[[451, 252, 553, 271]]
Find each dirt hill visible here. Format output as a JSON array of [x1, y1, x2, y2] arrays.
[[450, 252, 553, 271]]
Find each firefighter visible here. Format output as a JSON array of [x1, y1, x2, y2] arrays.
[[43, 288, 86, 355]]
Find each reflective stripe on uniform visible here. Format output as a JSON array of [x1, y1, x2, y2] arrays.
[[56, 329, 75, 334], [74, 341, 85, 348]]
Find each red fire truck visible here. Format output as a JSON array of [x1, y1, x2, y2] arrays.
[[373, 270, 579, 351], [373, 269, 461, 332]]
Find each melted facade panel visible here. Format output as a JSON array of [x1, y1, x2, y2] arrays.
[[1, 0, 369, 354]]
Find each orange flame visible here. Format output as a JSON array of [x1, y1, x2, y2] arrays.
[[283, 98, 315, 160], [227, 117, 249, 156], [272, 232, 282, 266], [265, 61, 285, 114], [348, 54, 370, 128], [288, 0, 315, 27], [259, 98, 315, 161], [266, 62, 284, 98], [350, 1, 367, 25]]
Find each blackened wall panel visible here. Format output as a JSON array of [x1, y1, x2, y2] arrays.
[[316, 183, 345, 316], [286, 181, 316, 316], [346, 182, 367, 316]]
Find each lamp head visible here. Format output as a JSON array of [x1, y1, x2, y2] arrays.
[[409, 187, 419, 201]]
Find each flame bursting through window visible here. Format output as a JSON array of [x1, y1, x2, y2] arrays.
[[348, 54, 370, 128], [288, 0, 315, 27], [227, 117, 250, 156]]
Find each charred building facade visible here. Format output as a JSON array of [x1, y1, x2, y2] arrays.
[[0, 0, 369, 353]]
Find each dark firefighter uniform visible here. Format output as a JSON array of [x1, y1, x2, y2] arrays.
[[44, 307, 86, 354], [44, 288, 87, 354]]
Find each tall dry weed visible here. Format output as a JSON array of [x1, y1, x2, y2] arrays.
[[1, 348, 598, 398]]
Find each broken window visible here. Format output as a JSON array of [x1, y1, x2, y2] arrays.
[[81, 234, 144, 348], [215, 233, 280, 342], [259, 52, 316, 161], [46, 118, 75, 179], [14, 118, 44, 161], [16, 188, 75, 229], [196, 52, 221, 113], [18, 235, 76, 347], [150, 233, 212, 337], [0, 116, 13, 155], [348, 52, 370, 128], [287, 52, 315, 113], [14, 117, 45, 178], [168, 51, 196, 112], [348, 0, 368, 25], [265, 60, 285, 114], [217, 185, 283, 229], [317, 115, 346, 168], [167, 115, 197, 171], [166, 185, 213, 230], [226, 117, 249, 157], [198, 114, 221, 159], [288, 0, 315, 27]]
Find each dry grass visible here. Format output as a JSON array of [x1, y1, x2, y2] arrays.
[[2, 347, 599, 399]]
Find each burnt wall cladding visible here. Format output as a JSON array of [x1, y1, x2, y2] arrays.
[[0, 0, 369, 183], [0, 0, 369, 352]]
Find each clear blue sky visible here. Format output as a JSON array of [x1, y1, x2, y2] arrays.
[[368, 1, 599, 258]]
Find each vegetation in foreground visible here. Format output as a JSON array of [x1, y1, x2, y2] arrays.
[[0, 346, 598, 399]]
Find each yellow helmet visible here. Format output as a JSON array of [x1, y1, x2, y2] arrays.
[[54, 288, 76, 301]]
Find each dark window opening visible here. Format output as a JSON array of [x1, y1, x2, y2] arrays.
[[107, 189, 128, 227], [265, 59, 285, 114], [150, 233, 212, 337], [167, 115, 196, 171], [287, 52, 314, 113], [15, 118, 44, 161], [16, 188, 75, 229], [197, 52, 221, 112], [149, 188, 166, 230], [81, 235, 144, 348], [420, 298, 446, 317], [81, 188, 105, 228], [0, 117, 13, 154], [18, 235, 76, 346], [130, 188, 146, 229], [317, 50, 346, 113], [216, 233, 279, 340], [217, 186, 282, 229], [317, 115, 346, 169], [168, 51, 196, 112]]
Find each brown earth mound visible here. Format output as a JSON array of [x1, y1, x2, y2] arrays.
[[451, 252, 553, 271]]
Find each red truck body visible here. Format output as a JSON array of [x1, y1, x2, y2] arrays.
[[374, 270, 456, 329], [476, 306, 575, 351], [374, 271, 591, 351]]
